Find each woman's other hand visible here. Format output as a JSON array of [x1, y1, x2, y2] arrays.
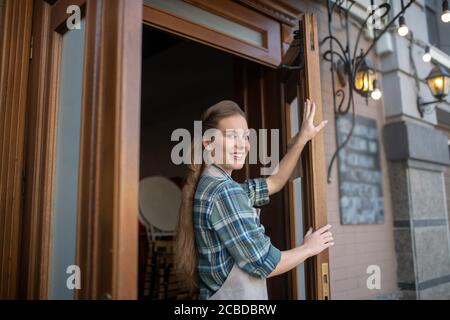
[[303, 224, 334, 257], [267, 224, 334, 278]]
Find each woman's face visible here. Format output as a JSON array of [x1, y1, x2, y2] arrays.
[[204, 114, 250, 173]]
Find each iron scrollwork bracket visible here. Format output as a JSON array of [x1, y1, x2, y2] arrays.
[[321, 0, 416, 183], [279, 21, 305, 71]]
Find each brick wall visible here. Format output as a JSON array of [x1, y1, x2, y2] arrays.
[[282, 0, 399, 299]]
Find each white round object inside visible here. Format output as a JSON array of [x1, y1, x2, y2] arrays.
[[139, 176, 181, 232]]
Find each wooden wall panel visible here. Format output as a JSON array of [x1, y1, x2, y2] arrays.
[[0, 0, 33, 299], [20, 0, 56, 299], [75, 0, 142, 299], [20, 0, 142, 300]]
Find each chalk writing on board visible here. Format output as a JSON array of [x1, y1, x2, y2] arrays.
[[336, 114, 384, 224]]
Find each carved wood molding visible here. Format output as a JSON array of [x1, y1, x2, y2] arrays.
[[235, 0, 302, 26]]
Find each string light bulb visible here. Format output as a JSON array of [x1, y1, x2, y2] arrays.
[[442, 0, 450, 23], [423, 46, 432, 63], [397, 15, 409, 37], [371, 80, 382, 100]]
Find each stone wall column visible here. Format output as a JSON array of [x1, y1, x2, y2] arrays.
[[384, 121, 450, 299]]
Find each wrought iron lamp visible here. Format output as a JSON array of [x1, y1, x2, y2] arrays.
[[353, 55, 377, 98], [417, 64, 450, 116], [321, 0, 416, 183]]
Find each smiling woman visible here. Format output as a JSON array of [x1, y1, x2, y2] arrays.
[[174, 99, 333, 300]]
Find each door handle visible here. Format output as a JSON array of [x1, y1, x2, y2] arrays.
[[321, 262, 330, 300]]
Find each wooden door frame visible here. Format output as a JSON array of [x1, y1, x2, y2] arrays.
[[142, 0, 283, 67], [0, 0, 33, 299], [278, 13, 331, 300], [301, 13, 331, 300], [19, 0, 142, 299]]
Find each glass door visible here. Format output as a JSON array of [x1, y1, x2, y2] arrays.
[[49, 17, 86, 300], [23, 0, 143, 299], [283, 73, 307, 299], [280, 14, 331, 299]]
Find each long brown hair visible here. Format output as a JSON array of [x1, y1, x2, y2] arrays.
[[174, 100, 246, 296]]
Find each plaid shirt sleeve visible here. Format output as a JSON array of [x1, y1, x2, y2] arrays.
[[239, 177, 270, 207], [210, 180, 281, 278]]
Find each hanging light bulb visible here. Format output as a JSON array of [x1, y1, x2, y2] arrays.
[[397, 15, 409, 37], [442, 0, 450, 23], [423, 46, 432, 63], [371, 80, 382, 100]]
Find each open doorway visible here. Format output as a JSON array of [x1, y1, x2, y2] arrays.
[[138, 24, 237, 300], [137, 24, 296, 300], [11, 0, 328, 300]]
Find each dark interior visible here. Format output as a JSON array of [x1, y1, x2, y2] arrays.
[[138, 24, 292, 300]]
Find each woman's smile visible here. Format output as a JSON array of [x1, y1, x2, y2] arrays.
[[232, 151, 245, 161]]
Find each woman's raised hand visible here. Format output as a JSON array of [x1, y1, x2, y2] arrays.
[[298, 99, 328, 144]]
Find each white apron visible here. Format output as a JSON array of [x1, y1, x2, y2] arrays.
[[202, 164, 269, 300]]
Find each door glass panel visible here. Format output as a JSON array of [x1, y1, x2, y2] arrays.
[[287, 90, 306, 300], [49, 19, 86, 300], [144, 0, 264, 47]]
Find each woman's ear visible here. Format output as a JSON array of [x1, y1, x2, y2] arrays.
[[202, 139, 212, 150]]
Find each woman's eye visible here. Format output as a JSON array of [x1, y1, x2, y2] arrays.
[[224, 131, 249, 141]]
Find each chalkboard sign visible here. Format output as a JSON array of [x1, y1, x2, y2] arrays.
[[336, 114, 384, 224]]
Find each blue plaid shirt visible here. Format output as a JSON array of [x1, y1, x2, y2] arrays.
[[194, 164, 281, 300]]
